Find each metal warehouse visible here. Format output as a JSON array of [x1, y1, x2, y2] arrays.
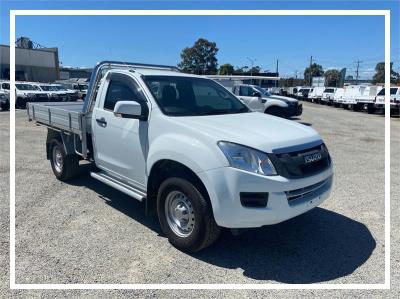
[[0, 37, 60, 82]]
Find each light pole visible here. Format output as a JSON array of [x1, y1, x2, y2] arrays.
[[247, 57, 257, 76]]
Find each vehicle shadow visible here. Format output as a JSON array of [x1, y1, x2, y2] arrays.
[[68, 170, 161, 233], [191, 208, 376, 283], [68, 171, 376, 284]]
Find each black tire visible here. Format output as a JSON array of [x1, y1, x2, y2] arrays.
[[157, 177, 221, 252], [265, 106, 285, 118], [16, 97, 25, 109], [367, 105, 375, 114], [1, 103, 10, 111], [49, 139, 80, 181], [352, 104, 360, 112]]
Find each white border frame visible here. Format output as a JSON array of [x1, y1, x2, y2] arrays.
[[9, 9, 391, 290]]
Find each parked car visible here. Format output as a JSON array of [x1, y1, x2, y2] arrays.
[[374, 87, 400, 114], [28, 61, 333, 252], [232, 84, 302, 118], [332, 88, 345, 107], [286, 86, 302, 98], [58, 81, 88, 99], [320, 88, 338, 105], [52, 84, 80, 101], [30, 83, 60, 101], [308, 86, 325, 103], [268, 86, 283, 95], [354, 86, 383, 113], [339, 85, 370, 111], [12, 82, 50, 108], [296, 87, 313, 100]]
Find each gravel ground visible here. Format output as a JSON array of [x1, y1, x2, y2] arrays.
[[0, 102, 399, 297]]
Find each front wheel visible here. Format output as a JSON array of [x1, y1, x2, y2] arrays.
[[157, 177, 221, 252], [265, 106, 285, 118]]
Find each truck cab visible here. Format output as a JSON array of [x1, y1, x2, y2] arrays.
[[232, 84, 302, 118], [27, 61, 333, 252], [375, 87, 400, 114], [308, 86, 325, 103], [320, 88, 337, 105]]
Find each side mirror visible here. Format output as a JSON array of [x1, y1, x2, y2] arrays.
[[113, 101, 147, 120]]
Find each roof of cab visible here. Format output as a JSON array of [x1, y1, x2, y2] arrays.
[[117, 67, 206, 78]]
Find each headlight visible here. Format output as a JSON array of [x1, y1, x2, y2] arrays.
[[218, 141, 277, 176]]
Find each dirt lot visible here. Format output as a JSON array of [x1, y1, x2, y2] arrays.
[[0, 102, 399, 297]]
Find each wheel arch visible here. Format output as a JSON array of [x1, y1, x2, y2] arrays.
[[146, 159, 211, 216], [46, 129, 76, 159]]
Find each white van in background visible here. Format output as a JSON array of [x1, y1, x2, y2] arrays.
[[320, 88, 339, 105], [354, 85, 383, 113], [296, 87, 313, 100], [332, 88, 345, 107], [374, 87, 400, 114], [340, 85, 365, 110], [308, 86, 325, 103]]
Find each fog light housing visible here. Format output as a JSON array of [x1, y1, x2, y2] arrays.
[[240, 192, 269, 208]]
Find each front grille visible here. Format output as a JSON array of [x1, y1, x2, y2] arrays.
[[35, 94, 48, 102], [268, 143, 331, 179], [286, 176, 333, 206]]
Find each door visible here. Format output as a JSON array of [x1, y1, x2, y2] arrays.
[[238, 86, 264, 112], [92, 74, 149, 187]]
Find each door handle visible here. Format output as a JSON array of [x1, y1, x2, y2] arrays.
[[96, 117, 107, 126]]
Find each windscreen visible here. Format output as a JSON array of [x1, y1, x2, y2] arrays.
[[143, 76, 250, 116], [54, 86, 67, 91], [40, 85, 57, 91], [253, 86, 270, 96], [377, 88, 398, 96], [15, 84, 36, 90]]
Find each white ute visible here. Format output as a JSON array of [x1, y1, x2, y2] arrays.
[[374, 86, 400, 114], [27, 61, 333, 252], [232, 84, 303, 118]]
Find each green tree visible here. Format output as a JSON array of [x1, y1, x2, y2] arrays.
[[324, 69, 341, 87], [304, 63, 324, 85], [233, 66, 248, 74], [219, 63, 234, 75], [372, 62, 399, 84], [178, 38, 219, 75]]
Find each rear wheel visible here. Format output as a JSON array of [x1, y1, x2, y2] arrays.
[[157, 177, 221, 252], [50, 139, 80, 181]]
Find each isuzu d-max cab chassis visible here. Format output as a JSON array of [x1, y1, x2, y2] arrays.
[[27, 61, 333, 252]]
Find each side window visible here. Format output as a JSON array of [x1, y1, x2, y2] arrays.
[[239, 86, 250, 96], [104, 79, 145, 111], [2, 83, 10, 90]]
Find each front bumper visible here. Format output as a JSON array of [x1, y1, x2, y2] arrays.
[[198, 166, 333, 228], [375, 103, 400, 110], [285, 103, 303, 117]]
